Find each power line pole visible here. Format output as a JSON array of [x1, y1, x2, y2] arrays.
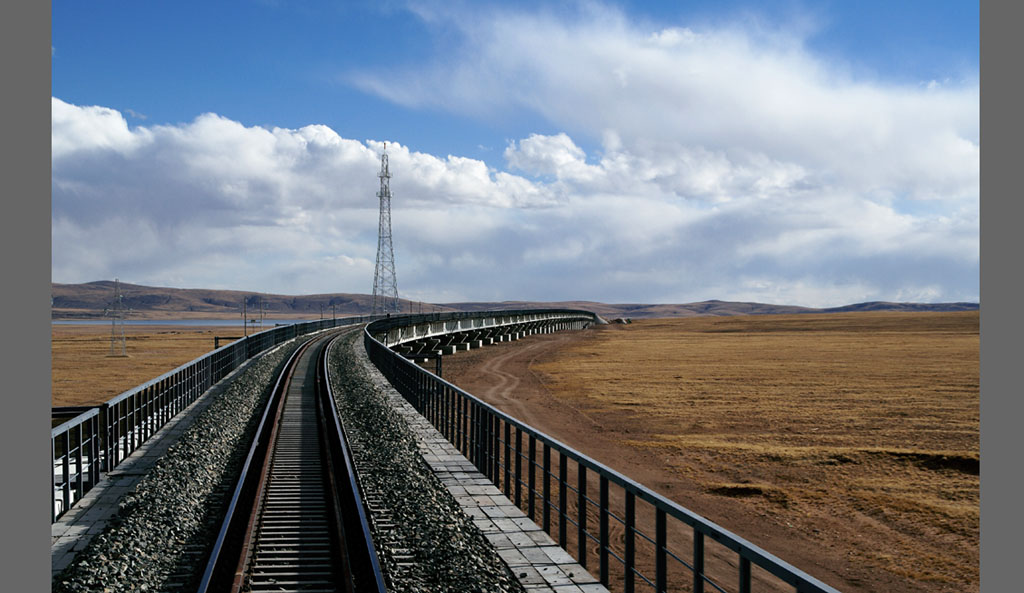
[[372, 143, 400, 315], [104, 278, 129, 357]]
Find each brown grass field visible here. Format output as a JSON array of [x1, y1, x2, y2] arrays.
[[444, 311, 979, 593], [51, 324, 239, 408]]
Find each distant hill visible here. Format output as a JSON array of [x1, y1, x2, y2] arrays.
[[439, 299, 818, 319], [51, 280, 454, 320], [51, 281, 979, 320], [820, 301, 980, 313]]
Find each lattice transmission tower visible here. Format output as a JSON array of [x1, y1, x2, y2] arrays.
[[372, 144, 400, 315], [103, 278, 131, 357]]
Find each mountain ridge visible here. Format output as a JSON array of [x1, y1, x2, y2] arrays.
[[50, 281, 979, 320]]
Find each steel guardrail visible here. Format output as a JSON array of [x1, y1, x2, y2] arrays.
[[51, 315, 384, 523], [364, 310, 842, 593]]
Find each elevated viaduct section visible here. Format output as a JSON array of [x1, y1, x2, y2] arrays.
[[369, 309, 599, 363]]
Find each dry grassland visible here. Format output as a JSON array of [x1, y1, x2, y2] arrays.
[[52, 325, 238, 407], [530, 312, 978, 591]]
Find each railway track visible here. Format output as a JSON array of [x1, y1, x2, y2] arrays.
[[198, 328, 386, 593]]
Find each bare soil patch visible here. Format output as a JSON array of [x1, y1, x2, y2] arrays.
[[51, 325, 238, 407], [442, 311, 979, 593]]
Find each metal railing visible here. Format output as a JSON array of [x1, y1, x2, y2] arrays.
[[51, 315, 383, 523], [364, 311, 842, 593], [51, 408, 101, 523]]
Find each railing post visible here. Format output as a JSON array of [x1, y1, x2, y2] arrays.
[[625, 490, 635, 593], [492, 415, 501, 482], [474, 403, 483, 469], [90, 413, 100, 488], [61, 432, 71, 522], [599, 476, 609, 585], [528, 436, 537, 521], [128, 393, 136, 454], [105, 404, 114, 471], [543, 443, 552, 533], [578, 463, 587, 568], [51, 436, 57, 522], [74, 423, 84, 502], [656, 508, 667, 593], [559, 452, 568, 547], [460, 395, 468, 454], [515, 429, 523, 508], [694, 530, 705, 593], [504, 421, 512, 497]]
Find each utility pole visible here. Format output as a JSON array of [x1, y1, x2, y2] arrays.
[[242, 298, 248, 337], [372, 143, 400, 315], [104, 278, 129, 357]]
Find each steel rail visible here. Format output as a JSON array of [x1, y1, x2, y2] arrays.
[[197, 327, 386, 593]]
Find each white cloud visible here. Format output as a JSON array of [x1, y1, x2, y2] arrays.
[[505, 133, 603, 184], [51, 98, 151, 158], [52, 0, 979, 317], [352, 4, 978, 205]]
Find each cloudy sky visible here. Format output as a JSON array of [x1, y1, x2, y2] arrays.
[[51, 0, 978, 307]]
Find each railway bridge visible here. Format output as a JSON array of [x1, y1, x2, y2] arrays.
[[51, 309, 841, 593]]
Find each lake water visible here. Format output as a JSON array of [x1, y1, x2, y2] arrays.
[[52, 318, 322, 327]]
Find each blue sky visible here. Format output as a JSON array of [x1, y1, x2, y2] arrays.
[[51, 0, 979, 307], [52, 0, 978, 166]]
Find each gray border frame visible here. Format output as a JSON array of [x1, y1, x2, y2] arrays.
[[979, 2, 1016, 592], [3, 0, 51, 590], [21, 2, 1004, 591]]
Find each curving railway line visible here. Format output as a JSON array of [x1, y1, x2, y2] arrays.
[[198, 327, 386, 593]]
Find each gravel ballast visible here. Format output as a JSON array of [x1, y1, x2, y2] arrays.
[[52, 337, 304, 593], [329, 331, 527, 593]]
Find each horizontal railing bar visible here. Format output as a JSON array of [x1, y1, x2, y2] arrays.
[[666, 546, 695, 572], [702, 573, 730, 593], [51, 407, 100, 437], [632, 567, 656, 590]]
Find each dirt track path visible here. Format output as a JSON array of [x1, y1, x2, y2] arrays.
[[454, 334, 607, 440]]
